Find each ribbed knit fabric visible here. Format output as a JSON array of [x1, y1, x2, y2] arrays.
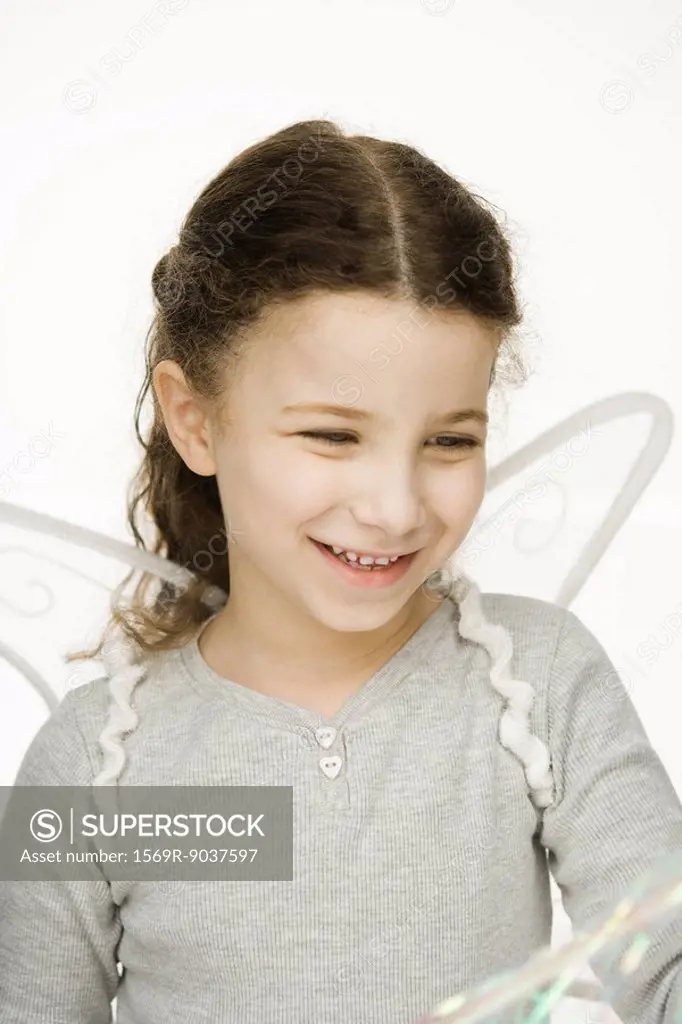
[[3, 591, 682, 1024]]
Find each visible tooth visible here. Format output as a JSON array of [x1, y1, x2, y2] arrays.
[[345, 552, 359, 561], [374, 558, 390, 566], [331, 546, 343, 554], [359, 556, 375, 565], [389, 555, 399, 562]]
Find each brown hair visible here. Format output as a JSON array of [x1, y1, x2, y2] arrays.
[[67, 117, 528, 669]]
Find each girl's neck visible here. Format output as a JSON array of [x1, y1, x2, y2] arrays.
[[196, 586, 445, 714]]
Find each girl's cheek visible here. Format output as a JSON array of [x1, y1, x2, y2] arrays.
[[434, 462, 486, 519]]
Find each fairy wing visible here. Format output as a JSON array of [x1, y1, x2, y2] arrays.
[[460, 392, 673, 609]]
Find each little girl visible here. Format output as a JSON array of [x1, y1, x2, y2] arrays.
[[2, 118, 682, 1024]]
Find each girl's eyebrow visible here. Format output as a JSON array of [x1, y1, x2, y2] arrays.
[[280, 402, 489, 426]]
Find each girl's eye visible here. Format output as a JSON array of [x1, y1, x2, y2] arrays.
[[299, 432, 481, 451], [299, 431, 356, 445], [428, 436, 481, 451]]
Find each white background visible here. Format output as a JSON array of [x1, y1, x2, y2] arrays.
[[0, 0, 680, 1016]]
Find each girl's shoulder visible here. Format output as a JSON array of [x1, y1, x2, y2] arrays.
[[467, 590, 610, 711], [479, 589, 569, 631], [477, 589, 580, 657], [14, 643, 195, 787], [13, 677, 111, 787], [475, 589, 617, 706]]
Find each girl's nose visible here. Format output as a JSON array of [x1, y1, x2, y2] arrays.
[[348, 464, 427, 539]]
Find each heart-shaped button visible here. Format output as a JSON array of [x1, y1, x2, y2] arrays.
[[319, 756, 342, 779], [315, 726, 337, 749]]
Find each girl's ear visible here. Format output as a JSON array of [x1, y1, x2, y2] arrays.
[[152, 359, 217, 477]]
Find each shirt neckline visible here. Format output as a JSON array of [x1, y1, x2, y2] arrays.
[[176, 594, 458, 734]]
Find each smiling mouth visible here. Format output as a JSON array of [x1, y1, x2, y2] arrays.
[[311, 538, 420, 570]]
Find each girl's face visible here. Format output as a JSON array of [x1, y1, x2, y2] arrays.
[[204, 290, 495, 634]]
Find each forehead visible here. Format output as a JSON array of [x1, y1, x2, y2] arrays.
[[232, 290, 496, 404]]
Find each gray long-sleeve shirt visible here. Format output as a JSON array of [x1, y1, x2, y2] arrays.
[[2, 591, 682, 1024]]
